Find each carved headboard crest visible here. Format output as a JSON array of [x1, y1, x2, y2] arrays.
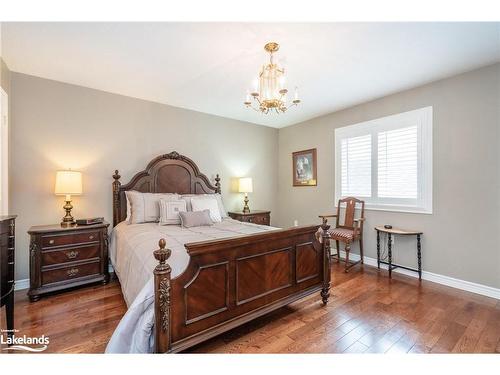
[[112, 151, 221, 226]]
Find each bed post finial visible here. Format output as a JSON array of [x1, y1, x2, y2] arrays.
[[215, 174, 221, 194], [112, 170, 122, 227], [320, 220, 331, 305], [153, 238, 172, 353]]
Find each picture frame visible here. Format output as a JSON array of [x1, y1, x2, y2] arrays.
[[292, 148, 317, 186]]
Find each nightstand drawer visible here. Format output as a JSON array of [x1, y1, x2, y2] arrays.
[[41, 244, 101, 266], [246, 215, 269, 225], [228, 211, 271, 226], [0, 219, 14, 235], [41, 230, 100, 249], [42, 261, 101, 285], [1, 244, 15, 297]]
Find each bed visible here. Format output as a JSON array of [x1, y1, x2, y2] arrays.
[[107, 151, 332, 353]]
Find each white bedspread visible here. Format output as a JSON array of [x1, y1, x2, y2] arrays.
[[105, 219, 278, 353]]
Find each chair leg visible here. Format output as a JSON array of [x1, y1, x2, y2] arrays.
[[344, 243, 350, 273], [359, 237, 364, 264], [336, 240, 340, 263]]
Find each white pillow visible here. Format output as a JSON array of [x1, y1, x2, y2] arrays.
[[181, 194, 227, 218], [126, 191, 180, 224], [159, 199, 187, 225], [126, 195, 131, 222], [190, 197, 222, 223]]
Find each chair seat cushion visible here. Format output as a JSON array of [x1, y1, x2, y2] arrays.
[[329, 228, 355, 242]]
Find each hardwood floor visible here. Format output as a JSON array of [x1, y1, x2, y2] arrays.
[[2, 262, 499, 354]]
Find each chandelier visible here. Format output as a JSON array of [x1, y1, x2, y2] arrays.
[[244, 42, 300, 114]]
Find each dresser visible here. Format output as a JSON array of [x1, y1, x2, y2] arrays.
[[0, 215, 16, 339], [28, 222, 109, 302], [228, 210, 271, 226]]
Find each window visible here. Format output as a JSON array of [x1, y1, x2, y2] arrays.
[[0, 87, 8, 215], [335, 107, 432, 214]]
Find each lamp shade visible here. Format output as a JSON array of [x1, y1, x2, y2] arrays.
[[238, 177, 253, 193], [55, 170, 83, 195]]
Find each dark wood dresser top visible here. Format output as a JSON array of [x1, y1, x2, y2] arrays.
[[0, 215, 17, 221], [28, 221, 109, 234]]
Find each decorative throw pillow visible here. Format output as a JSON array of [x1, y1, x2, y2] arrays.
[[126, 191, 180, 224], [159, 199, 187, 225], [179, 210, 213, 228], [190, 196, 222, 223]]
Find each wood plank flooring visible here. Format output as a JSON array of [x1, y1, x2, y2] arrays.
[[2, 262, 499, 354]]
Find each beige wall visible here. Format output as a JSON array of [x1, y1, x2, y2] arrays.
[[1, 58, 11, 217], [276, 63, 500, 289], [0, 58, 10, 94], [10, 73, 279, 280]]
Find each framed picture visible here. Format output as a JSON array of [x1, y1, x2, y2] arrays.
[[292, 148, 317, 186]]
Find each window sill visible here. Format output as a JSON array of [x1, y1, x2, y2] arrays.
[[335, 204, 432, 215]]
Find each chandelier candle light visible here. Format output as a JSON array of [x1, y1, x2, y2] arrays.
[[244, 42, 300, 114]]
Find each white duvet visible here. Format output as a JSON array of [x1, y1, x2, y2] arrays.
[[105, 219, 278, 353]]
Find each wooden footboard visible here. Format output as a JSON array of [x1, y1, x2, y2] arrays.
[[153, 222, 332, 353]]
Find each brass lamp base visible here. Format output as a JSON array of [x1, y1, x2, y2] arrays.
[[61, 199, 75, 227], [243, 194, 250, 214]]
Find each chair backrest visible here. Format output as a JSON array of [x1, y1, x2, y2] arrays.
[[336, 197, 365, 231]]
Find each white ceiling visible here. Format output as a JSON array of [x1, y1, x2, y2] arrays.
[[2, 22, 499, 128]]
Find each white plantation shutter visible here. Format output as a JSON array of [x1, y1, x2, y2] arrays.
[[340, 134, 371, 197], [378, 126, 418, 199], [335, 107, 432, 213]]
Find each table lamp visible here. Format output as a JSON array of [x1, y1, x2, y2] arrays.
[[55, 170, 82, 226], [238, 177, 253, 213]]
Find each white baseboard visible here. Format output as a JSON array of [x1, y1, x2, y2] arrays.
[[333, 249, 500, 300], [14, 278, 29, 291], [14, 264, 115, 292], [14, 254, 499, 300]]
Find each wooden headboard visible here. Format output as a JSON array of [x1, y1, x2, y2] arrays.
[[112, 151, 221, 226]]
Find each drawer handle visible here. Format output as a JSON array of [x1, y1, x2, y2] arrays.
[[49, 239, 55, 245], [67, 268, 79, 277], [89, 235, 95, 240], [66, 250, 79, 259]]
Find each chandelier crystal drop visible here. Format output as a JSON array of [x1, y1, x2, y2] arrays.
[[244, 42, 300, 114]]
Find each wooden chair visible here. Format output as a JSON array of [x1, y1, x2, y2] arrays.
[[319, 197, 365, 273]]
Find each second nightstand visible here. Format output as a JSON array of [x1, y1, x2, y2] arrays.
[[28, 221, 109, 302], [228, 210, 271, 226]]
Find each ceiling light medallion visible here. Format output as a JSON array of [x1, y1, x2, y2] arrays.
[[244, 42, 300, 114]]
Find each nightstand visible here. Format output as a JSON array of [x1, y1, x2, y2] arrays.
[[228, 210, 271, 226], [27, 221, 110, 302]]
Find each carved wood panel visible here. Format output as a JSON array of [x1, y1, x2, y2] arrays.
[[156, 165, 192, 194], [235, 247, 293, 305], [184, 262, 229, 324], [295, 242, 320, 283]]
